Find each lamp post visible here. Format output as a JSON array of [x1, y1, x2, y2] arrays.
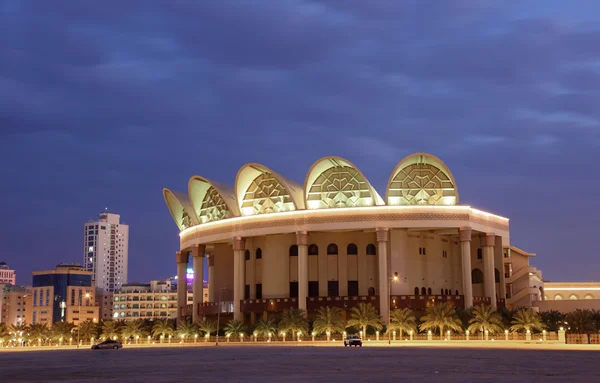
[[77, 292, 91, 348], [388, 272, 399, 345]]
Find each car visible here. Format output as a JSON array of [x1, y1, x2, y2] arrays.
[[91, 339, 123, 350], [344, 335, 362, 347]]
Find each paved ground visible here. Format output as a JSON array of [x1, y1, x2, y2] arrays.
[[0, 345, 598, 382]]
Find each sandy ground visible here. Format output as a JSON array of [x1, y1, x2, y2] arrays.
[[0, 345, 598, 382]]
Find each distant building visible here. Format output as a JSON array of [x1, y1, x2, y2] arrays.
[[0, 262, 16, 285], [112, 279, 208, 321], [31, 264, 99, 326], [96, 288, 114, 322], [0, 285, 32, 326], [83, 212, 129, 292]]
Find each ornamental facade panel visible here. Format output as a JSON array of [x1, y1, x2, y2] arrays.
[[388, 163, 457, 206], [241, 172, 296, 215], [198, 186, 232, 223], [306, 165, 375, 209]]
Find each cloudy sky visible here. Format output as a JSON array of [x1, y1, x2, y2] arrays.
[[2, 1, 599, 284]]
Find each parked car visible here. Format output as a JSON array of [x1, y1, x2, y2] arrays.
[[91, 339, 123, 350], [344, 335, 362, 347]]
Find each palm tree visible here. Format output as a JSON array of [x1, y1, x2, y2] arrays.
[[509, 308, 544, 333], [278, 308, 309, 340], [121, 320, 146, 342], [346, 303, 382, 337], [101, 320, 121, 340], [151, 319, 175, 342], [540, 310, 566, 332], [0, 323, 11, 345], [177, 320, 198, 340], [197, 319, 218, 342], [224, 320, 246, 339], [28, 323, 50, 345], [388, 308, 417, 337], [467, 304, 504, 335], [419, 302, 463, 339], [254, 318, 277, 340], [51, 321, 75, 343], [567, 309, 596, 335], [312, 307, 345, 340], [77, 321, 98, 344]]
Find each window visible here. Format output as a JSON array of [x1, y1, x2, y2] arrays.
[[255, 248, 262, 259], [366, 244, 376, 256], [289, 245, 298, 257], [327, 244, 338, 255], [427, 287, 432, 295], [308, 281, 319, 297], [71, 289, 76, 306], [442, 250, 448, 258], [368, 287, 375, 296], [33, 291, 37, 307], [477, 248, 482, 259], [245, 250, 250, 261], [289, 282, 298, 298], [414, 287, 419, 295], [256, 284, 262, 299], [347, 244, 358, 255], [327, 281, 339, 297], [494, 269, 500, 283], [419, 247, 422, 255], [308, 244, 318, 256], [348, 281, 359, 297], [472, 269, 483, 284], [244, 285, 250, 300]]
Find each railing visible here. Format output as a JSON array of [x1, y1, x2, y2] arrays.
[[241, 297, 298, 313], [391, 295, 464, 310]]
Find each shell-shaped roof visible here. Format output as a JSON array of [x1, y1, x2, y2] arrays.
[[163, 189, 199, 231], [304, 156, 384, 209], [188, 176, 240, 223], [235, 163, 305, 216], [386, 152, 459, 206]]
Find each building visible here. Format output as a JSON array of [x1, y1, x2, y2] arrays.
[[531, 282, 600, 313], [96, 288, 114, 321], [0, 285, 32, 325], [0, 262, 16, 285], [163, 152, 540, 323], [31, 264, 99, 326], [83, 212, 129, 292], [112, 279, 208, 321], [503, 246, 544, 308]]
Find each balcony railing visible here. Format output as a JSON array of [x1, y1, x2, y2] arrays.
[[391, 295, 464, 310]]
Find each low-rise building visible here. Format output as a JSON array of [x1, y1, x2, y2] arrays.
[[31, 264, 99, 326], [503, 246, 544, 309], [96, 288, 114, 321], [0, 285, 32, 326], [0, 262, 16, 285]]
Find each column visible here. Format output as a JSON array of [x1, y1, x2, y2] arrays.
[[481, 233, 497, 309], [232, 237, 246, 321], [296, 231, 308, 313], [176, 250, 189, 322], [459, 227, 473, 308], [376, 228, 389, 324], [191, 244, 206, 323], [208, 254, 215, 302]]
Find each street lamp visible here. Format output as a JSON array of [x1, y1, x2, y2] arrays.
[[388, 272, 399, 345], [77, 292, 91, 348]]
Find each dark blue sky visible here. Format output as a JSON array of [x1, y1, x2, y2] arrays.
[[2, 1, 599, 285]]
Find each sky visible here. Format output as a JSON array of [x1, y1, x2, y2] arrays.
[[2, 1, 600, 285]]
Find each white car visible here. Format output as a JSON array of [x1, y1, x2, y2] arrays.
[[344, 335, 362, 347]]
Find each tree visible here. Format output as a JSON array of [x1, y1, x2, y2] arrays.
[[197, 319, 218, 341], [278, 308, 309, 340], [567, 309, 596, 334], [312, 307, 346, 340], [151, 319, 175, 341], [28, 323, 50, 345], [254, 318, 277, 340], [177, 320, 198, 340], [77, 321, 98, 344], [101, 320, 121, 340], [467, 304, 504, 335], [51, 321, 75, 343], [509, 308, 544, 333], [388, 308, 417, 337], [540, 310, 566, 332], [0, 323, 11, 345], [419, 302, 463, 339], [121, 320, 146, 342], [224, 320, 246, 338], [346, 303, 382, 337]]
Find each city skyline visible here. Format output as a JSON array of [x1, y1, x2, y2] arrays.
[[3, 2, 600, 283]]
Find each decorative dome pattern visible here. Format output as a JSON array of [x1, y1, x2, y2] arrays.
[[241, 172, 295, 215]]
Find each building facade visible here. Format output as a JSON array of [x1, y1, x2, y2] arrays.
[[83, 212, 129, 292], [0, 285, 31, 326], [164, 153, 538, 323], [0, 262, 16, 285], [112, 279, 207, 321], [31, 264, 99, 326]]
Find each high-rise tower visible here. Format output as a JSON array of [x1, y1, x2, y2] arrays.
[[83, 212, 129, 292]]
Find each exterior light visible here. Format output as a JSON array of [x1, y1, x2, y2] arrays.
[[409, 330, 413, 335], [505, 330, 508, 334], [466, 330, 469, 334], [312, 331, 316, 336], [194, 334, 198, 338], [428, 331, 431, 335], [559, 327, 564, 331], [376, 331, 379, 335]]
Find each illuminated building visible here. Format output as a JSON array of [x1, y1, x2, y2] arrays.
[[163, 152, 540, 323], [0, 262, 16, 285]]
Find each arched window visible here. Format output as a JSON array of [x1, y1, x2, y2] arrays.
[[441, 288, 444, 295], [245, 250, 250, 260], [455, 290, 459, 296], [471, 269, 483, 284], [554, 294, 563, 300], [419, 247, 422, 255], [477, 248, 482, 259], [423, 248, 427, 255], [308, 244, 318, 256], [366, 244, 376, 256], [327, 243, 338, 255], [289, 245, 298, 257], [585, 294, 594, 300], [414, 287, 419, 295], [256, 248, 262, 259], [347, 243, 358, 255], [569, 294, 578, 300], [421, 287, 426, 295], [368, 287, 375, 296], [494, 269, 500, 283], [445, 289, 449, 295], [427, 287, 432, 295]]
